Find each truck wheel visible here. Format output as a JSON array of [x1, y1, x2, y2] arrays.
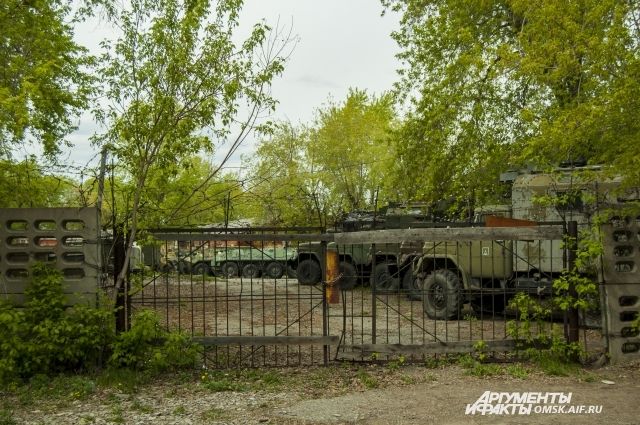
[[286, 265, 297, 279], [265, 262, 285, 279], [371, 262, 399, 292], [242, 263, 261, 278], [338, 261, 358, 290], [403, 269, 422, 300], [297, 259, 321, 285], [221, 262, 239, 278], [160, 260, 176, 273], [422, 269, 462, 320], [178, 260, 191, 274], [192, 261, 210, 276]]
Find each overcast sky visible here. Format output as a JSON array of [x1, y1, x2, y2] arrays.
[[55, 0, 401, 172]]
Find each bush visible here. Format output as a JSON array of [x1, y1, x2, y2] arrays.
[[109, 309, 201, 371], [0, 263, 201, 387], [0, 264, 114, 385]]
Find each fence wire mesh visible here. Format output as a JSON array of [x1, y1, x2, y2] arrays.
[[123, 225, 605, 368]]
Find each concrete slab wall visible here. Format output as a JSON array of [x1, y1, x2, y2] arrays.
[[0, 207, 100, 306]]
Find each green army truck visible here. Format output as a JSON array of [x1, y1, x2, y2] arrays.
[[294, 205, 436, 289], [412, 166, 630, 320], [209, 246, 298, 278]]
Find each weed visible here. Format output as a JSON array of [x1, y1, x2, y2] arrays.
[[108, 310, 202, 371], [0, 409, 16, 425], [356, 369, 379, 389], [423, 355, 455, 369], [95, 368, 150, 393], [580, 372, 597, 383], [466, 363, 503, 377], [387, 355, 406, 370], [131, 399, 153, 414], [532, 352, 580, 377], [201, 371, 245, 392], [457, 354, 476, 369], [201, 408, 228, 421], [400, 374, 416, 385], [79, 415, 96, 424], [238, 369, 283, 390], [505, 364, 529, 379], [173, 405, 187, 415], [109, 405, 125, 424]]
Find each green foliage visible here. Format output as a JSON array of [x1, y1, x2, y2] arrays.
[[507, 292, 585, 369], [458, 354, 503, 377], [0, 408, 16, 425], [383, 0, 640, 204], [505, 364, 530, 379], [506, 293, 553, 344], [109, 310, 201, 371], [246, 89, 398, 226], [242, 123, 325, 226], [200, 370, 245, 392], [473, 340, 488, 363], [0, 264, 114, 385], [387, 355, 406, 370], [0, 0, 92, 157], [0, 159, 77, 208], [307, 89, 398, 213], [554, 225, 602, 321], [356, 369, 379, 389]]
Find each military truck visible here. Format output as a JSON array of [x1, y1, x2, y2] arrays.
[[295, 204, 437, 289], [412, 166, 631, 320], [209, 245, 298, 278]]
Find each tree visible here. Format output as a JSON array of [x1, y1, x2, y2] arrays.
[[243, 123, 327, 226], [96, 0, 289, 296], [0, 158, 77, 208], [0, 0, 93, 158], [307, 89, 397, 213], [245, 90, 397, 227], [383, 0, 640, 204]]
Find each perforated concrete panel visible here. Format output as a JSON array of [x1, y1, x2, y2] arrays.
[[0, 208, 100, 306], [600, 222, 640, 363]]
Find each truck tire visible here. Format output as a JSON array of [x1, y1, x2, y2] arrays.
[[338, 261, 358, 290], [297, 259, 321, 285], [242, 263, 261, 278], [286, 265, 297, 279], [422, 269, 462, 320], [221, 262, 239, 278], [403, 269, 422, 301], [160, 260, 176, 273], [178, 260, 191, 274], [192, 261, 210, 276], [265, 262, 285, 279], [370, 262, 399, 292]]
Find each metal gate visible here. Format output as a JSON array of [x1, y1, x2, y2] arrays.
[[126, 225, 608, 367], [129, 228, 336, 367]]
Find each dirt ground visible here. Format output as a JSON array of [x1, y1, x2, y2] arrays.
[[8, 359, 639, 425]]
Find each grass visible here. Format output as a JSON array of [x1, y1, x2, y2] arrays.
[[505, 364, 530, 379], [0, 409, 16, 425], [530, 352, 581, 377], [356, 369, 379, 389], [109, 405, 125, 424], [172, 405, 187, 415], [201, 407, 229, 421]]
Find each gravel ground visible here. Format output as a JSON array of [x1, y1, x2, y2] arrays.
[[6, 359, 639, 425]]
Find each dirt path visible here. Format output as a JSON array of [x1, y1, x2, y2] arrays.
[[7, 361, 639, 425], [281, 369, 639, 424]]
